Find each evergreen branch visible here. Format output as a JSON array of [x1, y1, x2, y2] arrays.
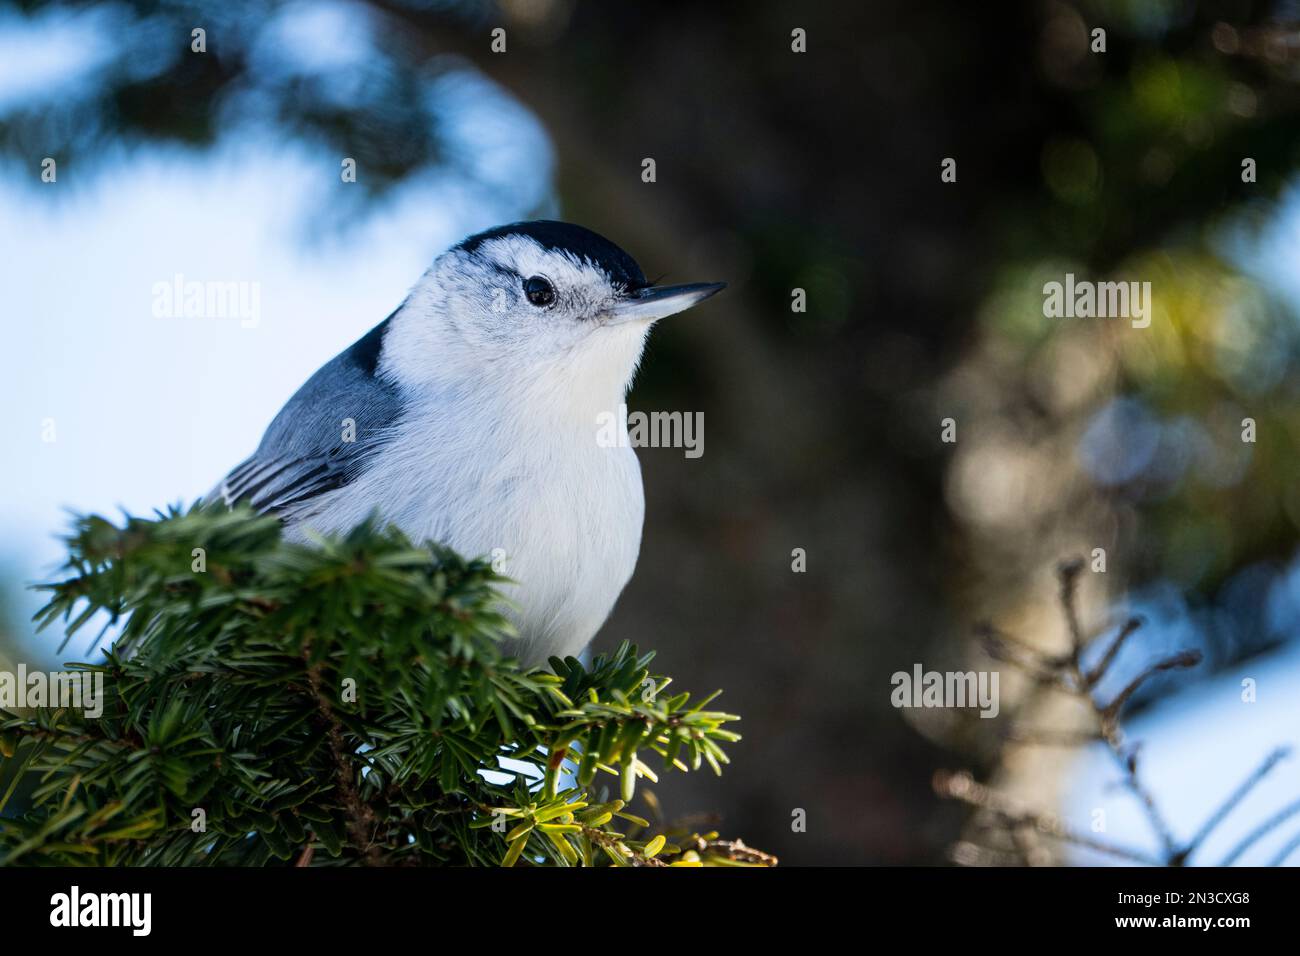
[[0, 505, 763, 867]]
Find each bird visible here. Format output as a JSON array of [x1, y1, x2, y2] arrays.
[[209, 220, 725, 664]]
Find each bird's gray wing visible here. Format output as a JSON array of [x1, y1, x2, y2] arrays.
[[213, 316, 404, 519]]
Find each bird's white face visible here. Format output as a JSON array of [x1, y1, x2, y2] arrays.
[[441, 234, 641, 356], [384, 230, 723, 419]]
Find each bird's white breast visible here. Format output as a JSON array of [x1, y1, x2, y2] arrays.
[[293, 390, 645, 664]]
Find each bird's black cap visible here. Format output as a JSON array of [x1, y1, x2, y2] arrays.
[[458, 220, 648, 292]]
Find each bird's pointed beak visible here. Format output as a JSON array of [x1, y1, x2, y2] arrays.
[[604, 281, 726, 326]]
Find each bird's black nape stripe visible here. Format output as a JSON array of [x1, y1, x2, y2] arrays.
[[345, 310, 398, 378], [458, 220, 649, 292]]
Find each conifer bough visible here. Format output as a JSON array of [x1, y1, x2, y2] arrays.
[[0, 506, 772, 867]]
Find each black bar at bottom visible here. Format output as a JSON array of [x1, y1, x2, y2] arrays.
[[0, 865, 1283, 940]]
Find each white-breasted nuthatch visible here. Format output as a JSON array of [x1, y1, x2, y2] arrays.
[[211, 221, 725, 663]]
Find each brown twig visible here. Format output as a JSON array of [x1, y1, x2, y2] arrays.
[[1057, 564, 1191, 863], [1098, 651, 1202, 739], [578, 825, 667, 867], [1083, 616, 1144, 689], [939, 559, 1286, 867], [1102, 742, 1181, 861], [1179, 746, 1290, 864], [977, 623, 1066, 684], [935, 769, 1163, 865], [1058, 558, 1087, 670], [1266, 828, 1300, 867], [689, 835, 780, 867], [948, 560, 1300, 867], [1220, 796, 1300, 866], [304, 658, 382, 866]]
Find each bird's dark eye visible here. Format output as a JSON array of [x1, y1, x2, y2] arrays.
[[523, 276, 555, 307]]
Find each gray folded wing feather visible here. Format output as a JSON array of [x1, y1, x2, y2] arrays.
[[212, 317, 404, 520]]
